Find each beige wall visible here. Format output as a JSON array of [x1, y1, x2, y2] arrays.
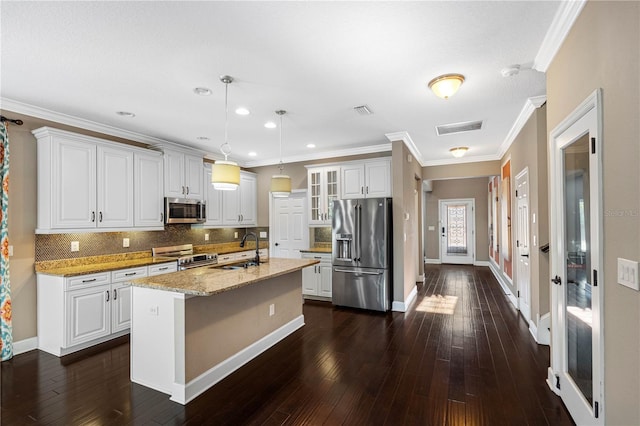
[[422, 160, 500, 180], [547, 2, 640, 424], [424, 177, 490, 262], [501, 105, 549, 323], [248, 152, 390, 227]]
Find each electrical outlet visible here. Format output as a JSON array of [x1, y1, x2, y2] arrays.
[[148, 305, 159, 316], [71, 241, 79, 252], [259, 231, 267, 238], [205, 233, 210, 241], [428, 226, 435, 231], [618, 258, 639, 290], [123, 238, 130, 248], [8, 245, 13, 257], [234, 232, 238, 239], [269, 303, 275, 316]]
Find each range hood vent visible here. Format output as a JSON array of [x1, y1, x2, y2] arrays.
[[436, 120, 483, 136], [353, 105, 373, 115]]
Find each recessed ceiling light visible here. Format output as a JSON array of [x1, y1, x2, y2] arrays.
[[306, 143, 316, 148], [248, 151, 257, 157], [193, 87, 212, 96], [264, 121, 277, 129], [116, 111, 135, 118], [197, 136, 210, 141], [235, 107, 250, 116]]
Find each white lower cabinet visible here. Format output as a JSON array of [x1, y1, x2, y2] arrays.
[[37, 261, 176, 357], [301, 253, 332, 298]]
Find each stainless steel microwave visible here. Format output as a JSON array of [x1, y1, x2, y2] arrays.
[[164, 198, 206, 224]]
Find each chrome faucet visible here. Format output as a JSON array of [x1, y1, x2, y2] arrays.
[[239, 232, 260, 265]]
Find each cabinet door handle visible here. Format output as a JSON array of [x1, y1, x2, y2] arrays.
[[113, 289, 117, 300], [99, 212, 103, 222], [91, 211, 95, 222], [366, 186, 369, 194], [182, 186, 185, 194], [186, 186, 189, 195], [106, 290, 110, 302], [314, 256, 322, 259], [82, 278, 96, 283], [159, 266, 169, 271], [160, 212, 164, 222], [125, 272, 136, 276]]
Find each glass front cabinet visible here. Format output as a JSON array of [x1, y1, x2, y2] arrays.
[[307, 166, 340, 226]]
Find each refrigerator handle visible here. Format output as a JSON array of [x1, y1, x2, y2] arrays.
[[334, 268, 382, 275], [354, 204, 359, 262]]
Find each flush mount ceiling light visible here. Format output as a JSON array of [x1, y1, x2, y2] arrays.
[[248, 151, 257, 157], [116, 111, 135, 117], [270, 110, 291, 198], [193, 87, 212, 96], [428, 74, 465, 99], [235, 107, 250, 116], [211, 75, 240, 191], [449, 147, 469, 158], [306, 143, 316, 149]]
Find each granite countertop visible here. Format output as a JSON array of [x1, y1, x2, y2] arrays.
[[300, 247, 332, 253], [35, 256, 177, 277], [130, 257, 319, 296]]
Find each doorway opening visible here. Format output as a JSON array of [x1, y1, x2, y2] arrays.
[[439, 199, 475, 264]]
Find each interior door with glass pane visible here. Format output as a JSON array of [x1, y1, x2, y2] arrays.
[[440, 199, 475, 264], [550, 91, 602, 426]]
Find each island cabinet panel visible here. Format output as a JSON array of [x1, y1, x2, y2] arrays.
[[65, 284, 111, 347]]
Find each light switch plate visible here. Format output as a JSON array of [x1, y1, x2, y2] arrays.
[[8, 245, 13, 257], [259, 231, 267, 238], [618, 258, 639, 290], [428, 226, 435, 231], [71, 241, 79, 252], [205, 233, 210, 241], [123, 238, 130, 248], [234, 232, 238, 239]]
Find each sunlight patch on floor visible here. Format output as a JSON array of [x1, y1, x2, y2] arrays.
[[416, 295, 458, 315]]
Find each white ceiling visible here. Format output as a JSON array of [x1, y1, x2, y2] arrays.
[[1, 1, 562, 167]]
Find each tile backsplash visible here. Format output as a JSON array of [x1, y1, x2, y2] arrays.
[[313, 227, 331, 243], [35, 225, 269, 261]]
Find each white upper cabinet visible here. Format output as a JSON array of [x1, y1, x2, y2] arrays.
[[307, 166, 340, 226], [134, 152, 164, 228], [163, 149, 204, 200], [203, 164, 223, 226], [222, 171, 257, 227], [341, 158, 391, 199], [34, 127, 166, 233], [97, 145, 134, 228]]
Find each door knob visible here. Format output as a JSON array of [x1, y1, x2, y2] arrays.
[[275, 243, 280, 246]]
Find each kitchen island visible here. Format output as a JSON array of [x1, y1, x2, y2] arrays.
[[129, 257, 318, 404]]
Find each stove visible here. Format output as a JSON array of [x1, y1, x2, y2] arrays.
[[152, 244, 218, 270]]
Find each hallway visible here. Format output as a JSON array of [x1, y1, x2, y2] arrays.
[[1, 265, 573, 425]]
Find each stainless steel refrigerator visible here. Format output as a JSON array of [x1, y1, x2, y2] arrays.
[[332, 197, 392, 312]]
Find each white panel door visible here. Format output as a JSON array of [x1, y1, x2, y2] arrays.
[[515, 168, 531, 322], [272, 192, 308, 259], [65, 284, 111, 347], [52, 138, 96, 228], [163, 150, 185, 198], [134, 152, 164, 227], [341, 163, 365, 199], [97, 145, 134, 228], [111, 284, 132, 333], [204, 165, 223, 226], [365, 159, 391, 198]]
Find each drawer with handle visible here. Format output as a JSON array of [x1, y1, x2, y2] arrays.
[[64, 272, 110, 291], [148, 262, 178, 276], [112, 266, 148, 283]]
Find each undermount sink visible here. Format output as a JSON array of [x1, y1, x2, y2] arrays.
[[211, 261, 259, 271]]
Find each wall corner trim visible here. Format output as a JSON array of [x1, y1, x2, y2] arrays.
[[533, 0, 587, 72], [496, 96, 547, 159], [12, 337, 39, 356], [392, 285, 418, 313]]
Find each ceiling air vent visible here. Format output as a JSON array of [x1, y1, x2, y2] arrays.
[[436, 120, 483, 136], [353, 105, 373, 115]]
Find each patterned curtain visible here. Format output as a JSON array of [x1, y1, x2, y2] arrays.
[[0, 122, 12, 361]]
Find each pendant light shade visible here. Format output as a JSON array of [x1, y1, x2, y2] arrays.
[[270, 110, 291, 198], [212, 75, 240, 190]]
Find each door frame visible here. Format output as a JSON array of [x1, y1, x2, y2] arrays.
[[268, 189, 309, 257], [515, 167, 531, 323], [548, 88, 604, 425], [438, 198, 476, 265]]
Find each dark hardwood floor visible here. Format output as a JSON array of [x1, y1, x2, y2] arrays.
[[2, 265, 574, 425]]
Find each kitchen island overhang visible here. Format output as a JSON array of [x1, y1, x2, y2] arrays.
[[129, 258, 319, 404]]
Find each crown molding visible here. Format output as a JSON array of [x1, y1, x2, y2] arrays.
[[241, 143, 392, 168], [385, 131, 425, 166], [495, 95, 546, 159], [421, 153, 501, 167], [533, 0, 586, 72]]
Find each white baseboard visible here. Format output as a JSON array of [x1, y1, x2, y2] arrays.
[[170, 315, 305, 405], [392, 285, 418, 313], [547, 367, 560, 396], [474, 260, 490, 267], [13, 337, 39, 355], [537, 313, 551, 345], [488, 260, 518, 308], [425, 258, 441, 265], [529, 320, 538, 342]]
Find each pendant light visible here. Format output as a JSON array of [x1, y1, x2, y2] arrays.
[[211, 75, 240, 190], [270, 110, 291, 197]]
